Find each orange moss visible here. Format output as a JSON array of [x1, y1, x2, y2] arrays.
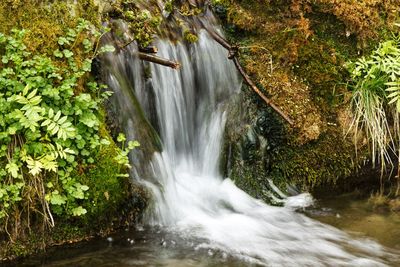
[[285, 0, 400, 42]]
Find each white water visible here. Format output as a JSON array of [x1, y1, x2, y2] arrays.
[[105, 30, 395, 266]]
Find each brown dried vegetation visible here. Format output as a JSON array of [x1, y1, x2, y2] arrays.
[[219, 0, 399, 144]]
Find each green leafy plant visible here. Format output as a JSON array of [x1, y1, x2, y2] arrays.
[[0, 19, 138, 240], [347, 32, 400, 177], [114, 133, 140, 176]]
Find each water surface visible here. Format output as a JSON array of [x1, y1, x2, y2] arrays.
[[10, 193, 400, 267]]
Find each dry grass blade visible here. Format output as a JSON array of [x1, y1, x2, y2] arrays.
[[348, 88, 396, 172]]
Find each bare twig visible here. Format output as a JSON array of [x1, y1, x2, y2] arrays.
[[138, 52, 181, 69], [232, 57, 294, 125], [119, 39, 136, 50], [117, 40, 179, 69], [119, 38, 158, 54], [200, 21, 294, 125]]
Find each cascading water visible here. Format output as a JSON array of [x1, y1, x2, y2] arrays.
[[103, 26, 397, 266]]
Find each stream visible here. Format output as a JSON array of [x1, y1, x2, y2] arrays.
[[79, 22, 400, 266], [10, 14, 400, 266], [8, 193, 400, 266]]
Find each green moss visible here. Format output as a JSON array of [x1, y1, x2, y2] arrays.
[[270, 130, 364, 190], [65, 109, 148, 228], [74, 135, 145, 224], [295, 39, 347, 111], [183, 31, 199, 43], [292, 12, 366, 113], [0, 0, 101, 54], [2, 224, 87, 260]]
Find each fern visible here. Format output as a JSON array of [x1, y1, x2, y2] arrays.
[[348, 33, 400, 172], [41, 109, 76, 140]]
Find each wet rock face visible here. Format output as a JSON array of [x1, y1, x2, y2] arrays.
[[223, 92, 289, 201], [240, 109, 284, 169], [223, 83, 361, 198], [254, 110, 285, 147]]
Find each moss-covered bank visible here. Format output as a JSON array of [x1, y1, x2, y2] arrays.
[[217, 0, 399, 200], [0, 0, 149, 261]]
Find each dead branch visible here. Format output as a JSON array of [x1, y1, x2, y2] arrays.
[[200, 21, 294, 125], [117, 40, 179, 69], [232, 57, 294, 125], [138, 52, 181, 69], [120, 39, 158, 54]]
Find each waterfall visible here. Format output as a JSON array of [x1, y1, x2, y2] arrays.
[[103, 29, 395, 266]]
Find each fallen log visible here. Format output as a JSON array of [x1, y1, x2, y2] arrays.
[[199, 20, 294, 125], [138, 52, 181, 69]]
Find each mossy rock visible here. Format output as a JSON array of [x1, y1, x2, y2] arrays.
[[214, 0, 391, 198], [70, 125, 149, 227]]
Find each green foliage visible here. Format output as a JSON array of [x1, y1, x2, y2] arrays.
[[347, 32, 400, 170], [164, 0, 175, 14], [117, 2, 161, 47], [183, 30, 199, 43], [114, 133, 140, 171], [0, 19, 133, 237], [72, 140, 138, 222]]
